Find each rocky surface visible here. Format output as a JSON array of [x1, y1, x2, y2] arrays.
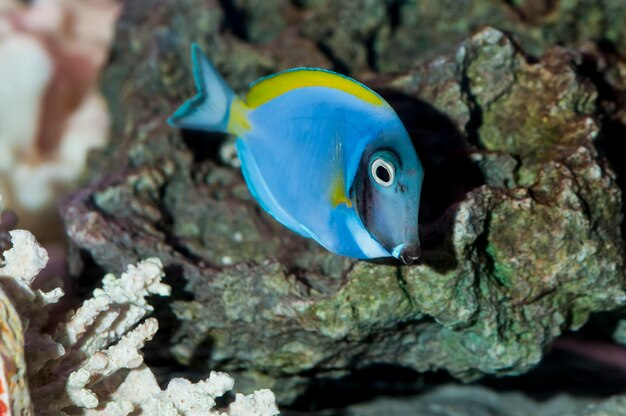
[[287, 384, 626, 416], [63, 0, 626, 404], [326, 385, 590, 416]]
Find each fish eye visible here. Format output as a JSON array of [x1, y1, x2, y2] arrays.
[[371, 157, 395, 187]]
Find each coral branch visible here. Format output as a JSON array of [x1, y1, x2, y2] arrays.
[[66, 318, 159, 409], [0, 227, 280, 415]]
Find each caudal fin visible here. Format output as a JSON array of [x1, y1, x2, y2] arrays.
[[168, 44, 236, 133]]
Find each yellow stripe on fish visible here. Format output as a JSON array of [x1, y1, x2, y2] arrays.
[[329, 173, 352, 208], [227, 97, 252, 136], [245, 69, 386, 109]]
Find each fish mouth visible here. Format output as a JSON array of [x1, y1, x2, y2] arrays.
[[391, 243, 421, 265]]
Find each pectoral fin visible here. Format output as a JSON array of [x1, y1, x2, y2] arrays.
[[328, 115, 352, 209], [329, 174, 352, 208]]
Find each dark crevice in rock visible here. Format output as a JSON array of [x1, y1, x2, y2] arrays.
[[387, 0, 403, 31], [289, 0, 306, 10], [577, 57, 619, 109], [288, 366, 450, 412], [396, 267, 414, 309], [458, 65, 484, 150], [364, 34, 379, 72], [574, 188, 595, 232], [163, 230, 208, 265], [596, 120, 626, 238], [70, 248, 109, 301], [474, 209, 497, 284], [217, 0, 248, 40], [500, 0, 526, 20], [501, 0, 559, 23], [285, 265, 318, 292], [576, 310, 624, 342], [0, 211, 18, 257], [577, 50, 626, 239], [481, 335, 626, 400], [510, 154, 523, 187], [596, 39, 620, 56], [0, 234, 11, 261], [158, 203, 210, 266], [181, 130, 227, 164], [316, 39, 351, 75], [185, 335, 217, 376], [288, 261, 352, 295], [524, 285, 558, 306]]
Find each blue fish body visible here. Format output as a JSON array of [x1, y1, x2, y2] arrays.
[[169, 45, 424, 263]]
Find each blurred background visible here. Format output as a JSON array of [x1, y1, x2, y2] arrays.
[[0, 0, 119, 242]]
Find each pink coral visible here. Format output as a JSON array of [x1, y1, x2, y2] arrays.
[[0, 0, 121, 236]]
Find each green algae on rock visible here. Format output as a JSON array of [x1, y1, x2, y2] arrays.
[[63, 3, 626, 403]]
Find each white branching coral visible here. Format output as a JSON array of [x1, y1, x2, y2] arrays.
[[46, 258, 171, 413], [1, 231, 171, 414], [229, 389, 281, 416], [55, 257, 169, 353], [140, 372, 278, 416], [65, 318, 160, 409], [0, 229, 281, 415], [1, 229, 49, 282]]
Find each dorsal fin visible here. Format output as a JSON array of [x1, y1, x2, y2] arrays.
[[245, 68, 385, 109]]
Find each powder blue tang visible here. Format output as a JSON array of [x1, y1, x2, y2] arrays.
[[169, 45, 424, 264]]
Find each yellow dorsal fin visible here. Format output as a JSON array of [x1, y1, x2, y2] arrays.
[[245, 69, 385, 109]]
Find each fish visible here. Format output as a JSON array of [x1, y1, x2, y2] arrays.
[[168, 44, 424, 264]]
